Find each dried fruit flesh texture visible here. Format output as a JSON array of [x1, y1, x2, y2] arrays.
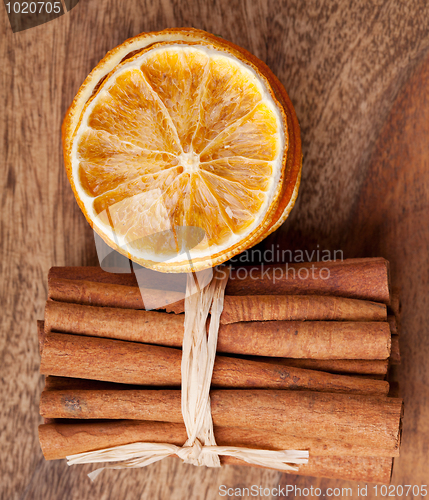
[[75, 45, 282, 260]]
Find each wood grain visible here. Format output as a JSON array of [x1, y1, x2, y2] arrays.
[[2, 0, 429, 498]]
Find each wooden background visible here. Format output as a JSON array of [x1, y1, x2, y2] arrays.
[[2, 0, 429, 498]]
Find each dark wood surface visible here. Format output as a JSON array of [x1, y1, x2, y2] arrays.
[[2, 1, 429, 498]]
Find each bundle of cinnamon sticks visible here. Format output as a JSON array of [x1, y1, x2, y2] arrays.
[[37, 257, 403, 484]]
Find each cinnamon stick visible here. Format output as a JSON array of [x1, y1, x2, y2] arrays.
[[39, 332, 389, 396], [39, 419, 399, 459], [227, 258, 391, 302], [218, 295, 387, 324], [49, 257, 390, 303], [48, 277, 185, 311], [39, 389, 403, 452], [48, 278, 388, 323], [167, 295, 390, 322], [44, 301, 392, 360], [38, 421, 393, 483]]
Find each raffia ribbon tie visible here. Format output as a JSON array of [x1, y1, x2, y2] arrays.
[[66, 265, 309, 480]]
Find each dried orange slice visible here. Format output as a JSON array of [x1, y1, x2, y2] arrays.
[[63, 29, 302, 272]]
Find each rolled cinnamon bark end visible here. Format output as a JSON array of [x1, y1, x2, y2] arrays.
[[388, 287, 401, 318], [227, 258, 391, 303], [390, 336, 401, 365], [38, 419, 399, 461], [39, 332, 389, 395], [388, 382, 400, 398], [39, 389, 403, 452], [44, 301, 391, 360], [219, 295, 387, 324], [387, 315, 398, 335], [37, 320, 45, 355]]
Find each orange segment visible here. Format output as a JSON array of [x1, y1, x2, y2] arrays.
[[200, 158, 273, 191], [88, 69, 182, 154], [78, 129, 178, 196], [124, 174, 188, 259], [168, 173, 193, 232], [186, 174, 233, 248], [191, 55, 263, 154], [199, 171, 265, 233], [140, 48, 209, 153], [93, 167, 183, 226], [200, 102, 281, 162]]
